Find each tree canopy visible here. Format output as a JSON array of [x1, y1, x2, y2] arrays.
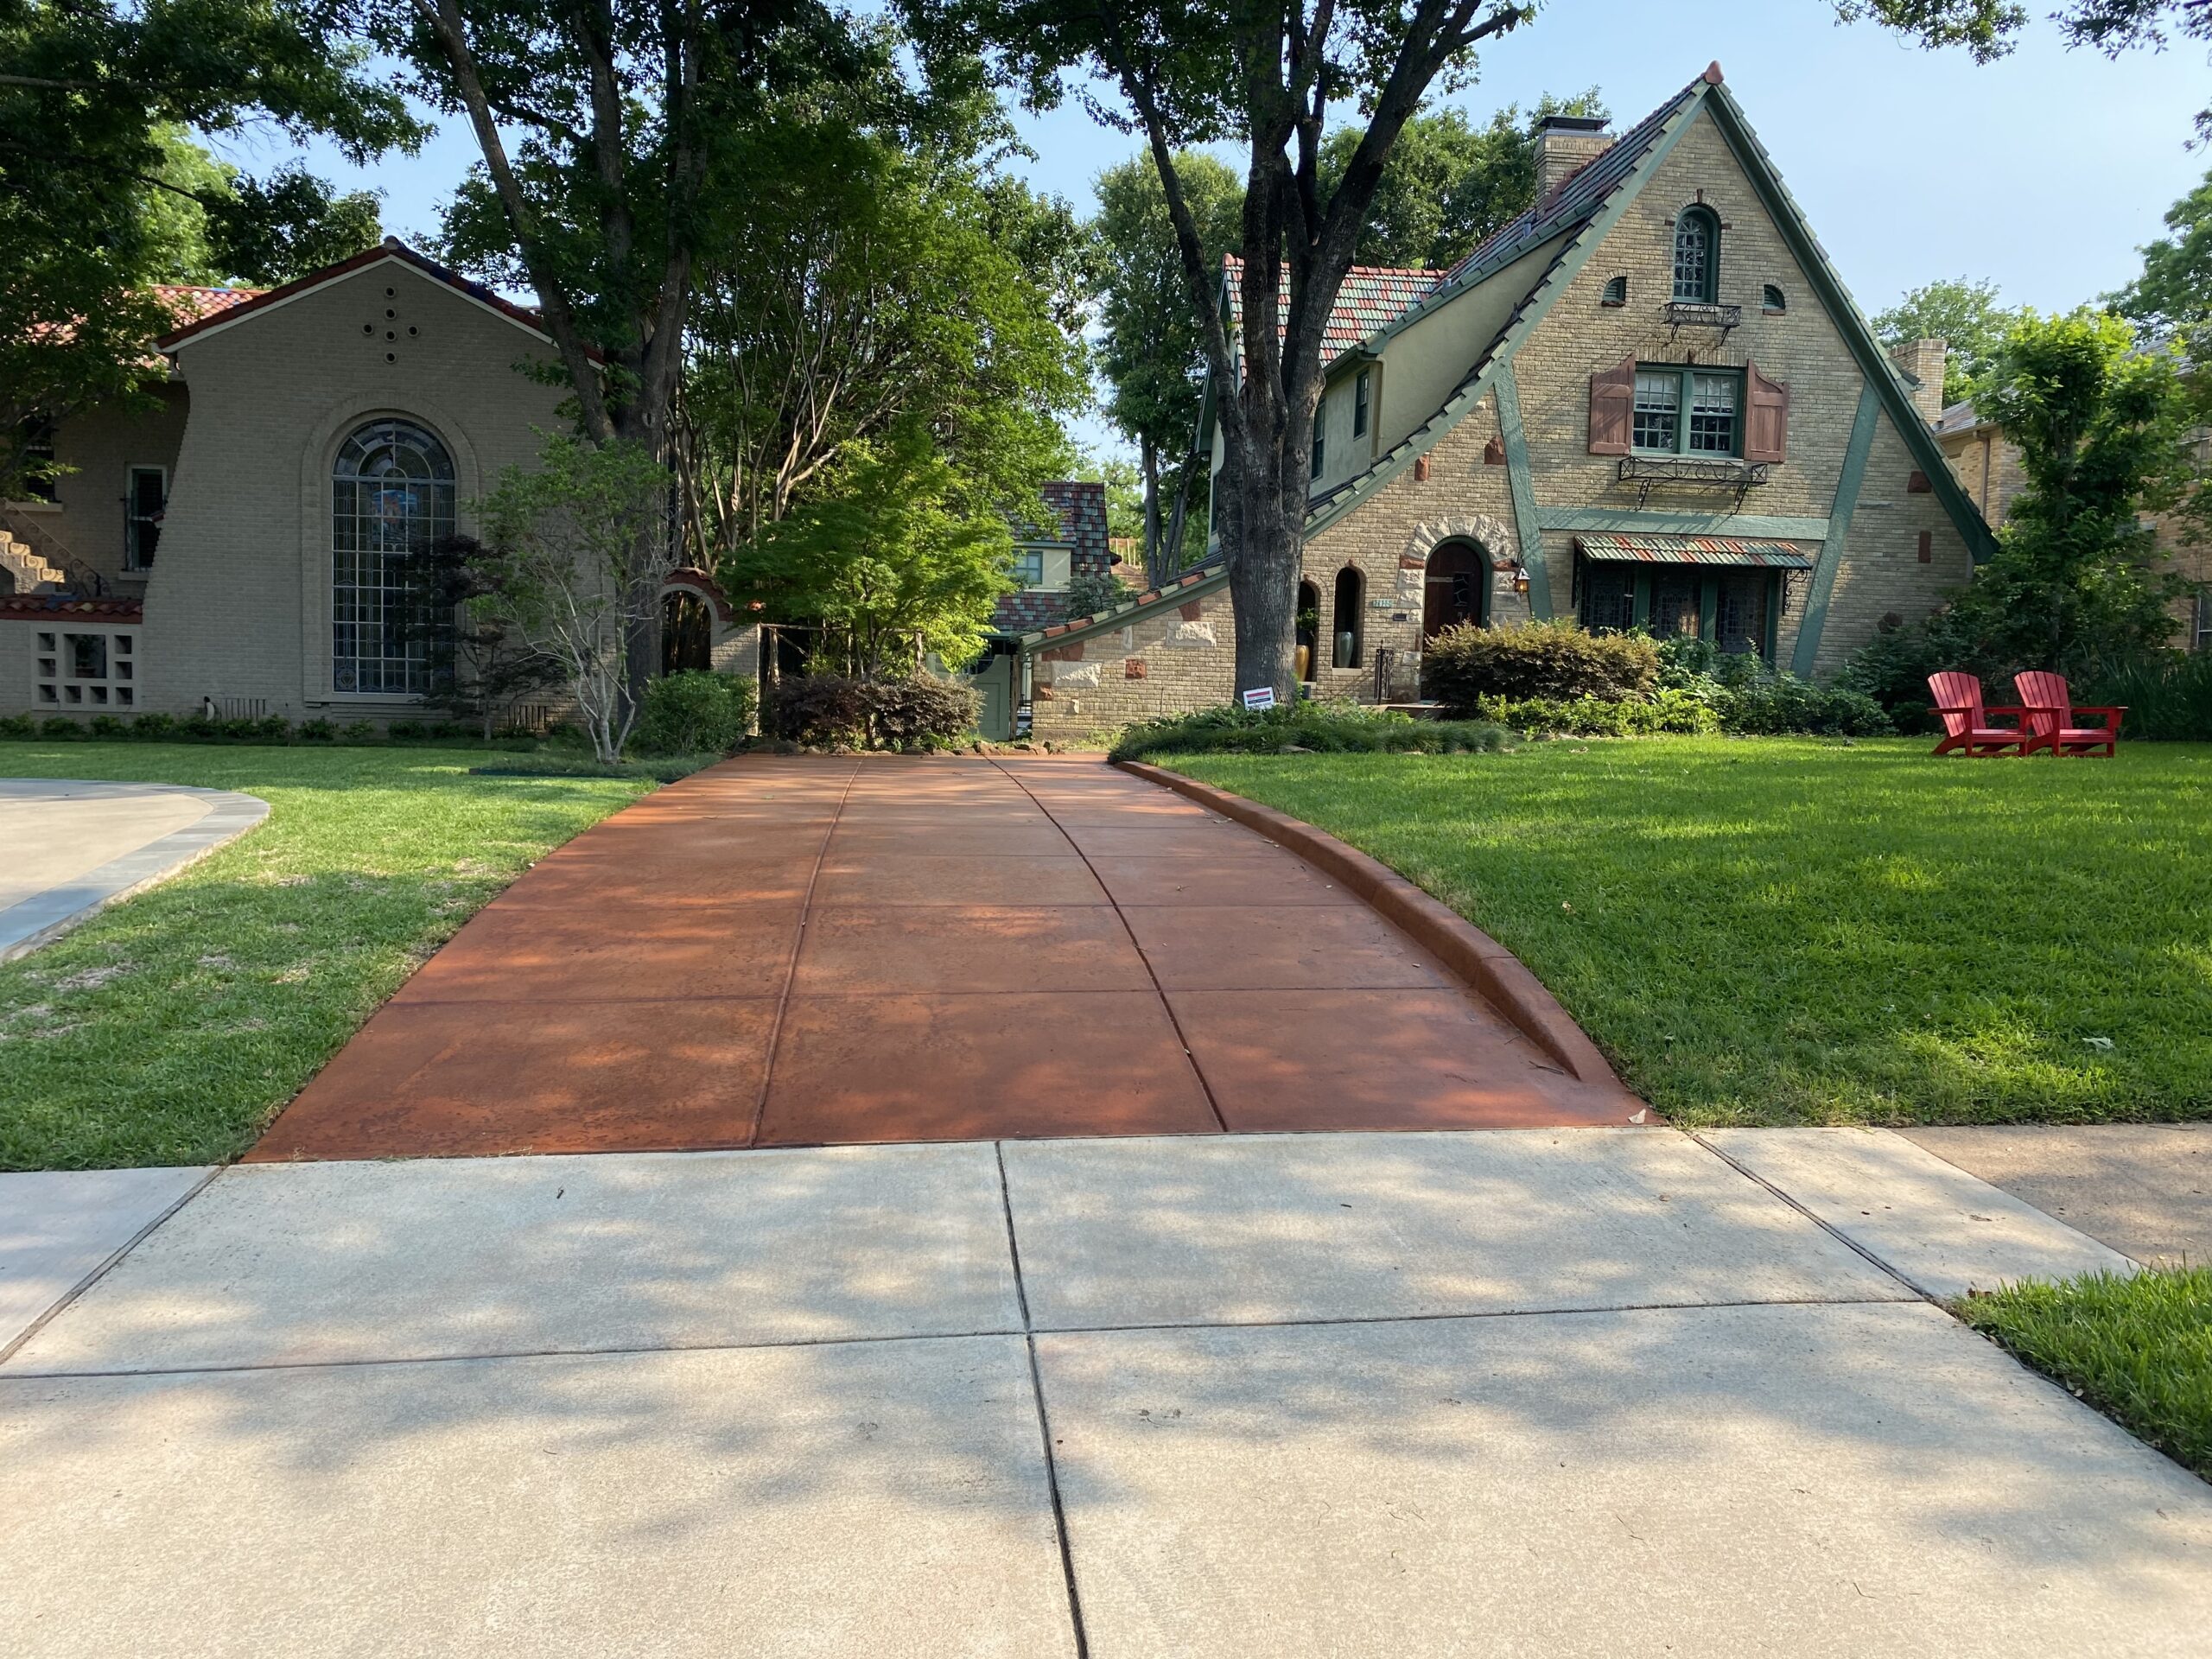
[[2110, 166, 2212, 341], [1316, 92, 1608, 271], [1873, 277, 2023, 407], [1, 0, 416, 497], [677, 35, 1086, 563]]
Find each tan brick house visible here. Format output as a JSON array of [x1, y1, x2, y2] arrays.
[[3, 239, 754, 722], [1020, 64, 1996, 742]]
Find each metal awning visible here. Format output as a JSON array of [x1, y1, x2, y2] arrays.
[[1574, 534, 1813, 569]]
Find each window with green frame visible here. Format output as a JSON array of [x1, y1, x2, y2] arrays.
[[1630, 365, 1742, 456], [1311, 394, 1326, 476], [1673, 207, 1718, 302], [1012, 547, 1046, 585]]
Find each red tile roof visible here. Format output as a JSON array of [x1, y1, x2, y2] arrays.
[[1222, 257, 1446, 357], [0, 594, 143, 622], [151, 285, 264, 326]]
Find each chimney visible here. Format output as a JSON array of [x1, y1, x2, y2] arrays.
[[1890, 338, 1948, 424], [1534, 115, 1611, 203]]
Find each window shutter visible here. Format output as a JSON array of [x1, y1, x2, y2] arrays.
[[1587, 355, 1635, 455], [1745, 362, 1789, 462]]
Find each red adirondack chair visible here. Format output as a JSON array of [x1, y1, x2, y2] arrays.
[[1927, 672, 2029, 756], [2014, 671, 2126, 758]]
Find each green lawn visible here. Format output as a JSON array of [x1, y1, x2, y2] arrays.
[[1957, 1268, 2212, 1480], [1, 744, 659, 1170], [1171, 738, 2212, 1126]]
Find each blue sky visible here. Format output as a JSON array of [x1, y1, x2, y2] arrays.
[[272, 2, 2207, 456]]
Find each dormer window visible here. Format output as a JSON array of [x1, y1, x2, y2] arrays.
[[1353, 370, 1370, 438], [1601, 276, 1628, 307], [1673, 207, 1719, 303], [1762, 283, 1786, 314]]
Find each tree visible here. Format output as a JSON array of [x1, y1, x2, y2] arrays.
[[474, 434, 680, 761], [1962, 310, 2186, 670], [1873, 278, 2023, 406], [718, 419, 1019, 677], [2110, 167, 2212, 342], [1091, 149, 1241, 588], [677, 35, 1086, 561], [0, 0, 417, 499], [403, 534, 566, 736], [1316, 92, 1607, 270]]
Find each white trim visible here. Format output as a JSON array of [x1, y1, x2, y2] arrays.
[[166, 253, 559, 357]]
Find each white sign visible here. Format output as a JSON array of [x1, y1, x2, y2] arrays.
[[1242, 686, 1276, 712]]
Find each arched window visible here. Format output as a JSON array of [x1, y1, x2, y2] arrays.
[[1672, 207, 1718, 303], [1600, 275, 1628, 307], [332, 418, 454, 694], [1762, 283, 1787, 314], [1332, 566, 1363, 670], [1296, 579, 1321, 680]]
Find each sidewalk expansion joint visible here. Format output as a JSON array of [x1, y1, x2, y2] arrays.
[[1689, 1130, 1936, 1301]]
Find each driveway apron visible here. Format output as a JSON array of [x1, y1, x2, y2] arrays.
[[249, 755, 1638, 1160]]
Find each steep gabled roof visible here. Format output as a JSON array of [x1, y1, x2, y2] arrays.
[[1295, 64, 1997, 565], [156, 238, 594, 359]]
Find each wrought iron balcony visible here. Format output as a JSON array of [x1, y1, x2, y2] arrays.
[[1617, 454, 1771, 507], [1662, 300, 1742, 329]]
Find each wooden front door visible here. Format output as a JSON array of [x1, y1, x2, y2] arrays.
[[1423, 543, 1486, 639]]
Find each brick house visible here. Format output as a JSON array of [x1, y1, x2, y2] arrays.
[[1020, 64, 1996, 742], [3, 239, 755, 723], [1936, 400, 2212, 652]]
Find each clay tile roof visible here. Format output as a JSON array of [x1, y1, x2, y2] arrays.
[[1222, 257, 1446, 356], [151, 284, 264, 325], [0, 594, 144, 621]]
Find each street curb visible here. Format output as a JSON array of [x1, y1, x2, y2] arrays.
[[1116, 760, 1648, 1111]]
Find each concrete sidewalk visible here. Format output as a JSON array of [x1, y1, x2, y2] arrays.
[[3, 1128, 2203, 1656]]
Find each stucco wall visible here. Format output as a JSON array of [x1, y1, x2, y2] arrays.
[[7, 385, 189, 597], [138, 256, 570, 720]]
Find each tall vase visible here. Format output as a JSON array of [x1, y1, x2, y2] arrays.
[[1295, 644, 1313, 682]]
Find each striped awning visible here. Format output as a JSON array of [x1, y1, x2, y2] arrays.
[[1574, 534, 1813, 569]]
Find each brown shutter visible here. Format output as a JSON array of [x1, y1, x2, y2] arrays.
[[1587, 355, 1635, 455], [1745, 362, 1789, 462]]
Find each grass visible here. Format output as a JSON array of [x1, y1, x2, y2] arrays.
[[1956, 1268, 2212, 1480], [0, 742, 664, 1170], [1169, 736, 2212, 1126]]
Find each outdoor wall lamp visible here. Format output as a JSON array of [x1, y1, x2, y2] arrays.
[[1510, 562, 1531, 596]]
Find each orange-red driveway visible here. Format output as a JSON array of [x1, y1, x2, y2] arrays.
[[248, 755, 1640, 1160]]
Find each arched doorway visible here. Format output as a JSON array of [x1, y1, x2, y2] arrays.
[[1296, 580, 1321, 681], [1423, 540, 1487, 640], [661, 588, 712, 674], [1332, 567, 1363, 669]]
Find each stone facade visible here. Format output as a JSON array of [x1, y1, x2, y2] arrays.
[[1027, 578, 1236, 744]]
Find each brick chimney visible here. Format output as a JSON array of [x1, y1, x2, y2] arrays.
[[1889, 338, 1948, 424], [1534, 115, 1611, 203]]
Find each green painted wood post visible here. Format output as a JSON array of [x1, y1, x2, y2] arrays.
[[1792, 385, 1881, 678]]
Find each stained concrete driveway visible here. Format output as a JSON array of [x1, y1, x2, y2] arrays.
[[4, 1129, 2208, 1656], [250, 754, 1640, 1160]]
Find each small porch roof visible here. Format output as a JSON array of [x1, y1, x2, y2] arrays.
[[1574, 534, 1813, 569]]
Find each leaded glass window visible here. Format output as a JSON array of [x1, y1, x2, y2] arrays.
[[1632, 372, 1681, 452], [1688, 373, 1740, 454], [332, 418, 453, 695], [1714, 573, 1770, 656], [1673, 209, 1715, 302]]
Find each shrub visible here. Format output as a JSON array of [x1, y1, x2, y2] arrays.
[[88, 715, 127, 738], [0, 714, 33, 739], [766, 673, 978, 750], [2081, 652, 2212, 741], [1111, 700, 1510, 760], [1473, 689, 1720, 738], [298, 718, 337, 742], [1713, 675, 1893, 737], [632, 671, 758, 755], [176, 714, 219, 741], [386, 721, 432, 743], [1424, 619, 1658, 711], [41, 716, 84, 740], [130, 713, 177, 741], [340, 721, 378, 743]]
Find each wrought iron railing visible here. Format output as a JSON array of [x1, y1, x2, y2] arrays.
[[1662, 300, 1741, 329]]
